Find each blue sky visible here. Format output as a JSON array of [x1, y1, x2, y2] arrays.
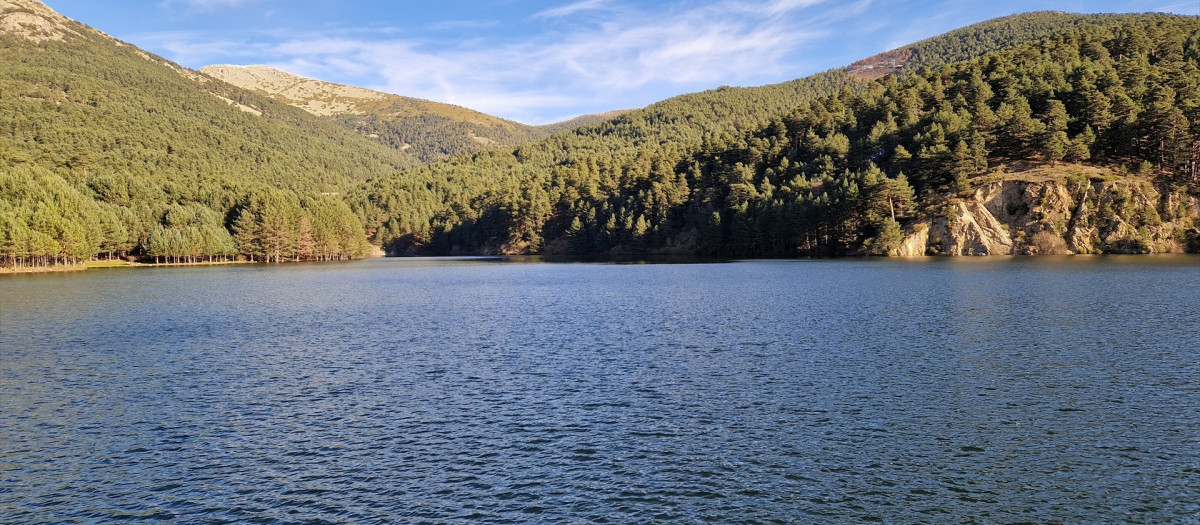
[[45, 0, 1199, 124]]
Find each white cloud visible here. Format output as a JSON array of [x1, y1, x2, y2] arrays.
[[159, 0, 264, 10], [769, 0, 829, 10], [132, 0, 876, 123], [131, 31, 261, 64], [1151, 1, 1200, 14], [534, 0, 612, 19], [425, 19, 501, 32], [379, 17, 811, 120]]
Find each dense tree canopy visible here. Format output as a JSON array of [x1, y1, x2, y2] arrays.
[[352, 14, 1199, 257], [2, 7, 1196, 268], [0, 6, 407, 267]]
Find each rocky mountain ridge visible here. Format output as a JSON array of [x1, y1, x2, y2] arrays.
[[0, 0, 79, 41], [199, 65, 392, 118], [201, 64, 634, 163]]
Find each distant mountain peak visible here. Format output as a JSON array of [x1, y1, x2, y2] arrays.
[[202, 63, 584, 163], [0, 0, 82, 42], [200, 64, 392, 117]]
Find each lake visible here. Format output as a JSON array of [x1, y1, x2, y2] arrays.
[[2, 256, 1198, 523]]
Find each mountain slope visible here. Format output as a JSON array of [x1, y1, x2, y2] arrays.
[[1, 1, 418, 190], [4, 4, 1195, 269], [0, 0, 76, 41], [535, 109, 638, 135], [648, 13, 1200, 257], [1, 0, 416, 265], [200, 65, 637, 164], [847, 11, 1153, 79], [201, 64, 559, 163], [351, 11, 1191, 256]]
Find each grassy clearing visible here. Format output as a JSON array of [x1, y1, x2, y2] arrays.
[[974, 162, 1132, 185], [84, 260, 139, 268], [0, 263, 86, 274]]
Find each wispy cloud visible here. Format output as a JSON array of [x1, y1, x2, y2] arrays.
[[425, 19, 500, 32], [765, 0, 832, 15], [256, 1, 836, 122], [128, 0, 911, 123], [1152, 1, 1200, 14], [132, 30, 269, 64], [158, 0, 266, 11], [534, 0, 612, 19]]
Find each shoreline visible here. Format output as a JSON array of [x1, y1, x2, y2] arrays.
[[0, 259, 253, 275], [5, 252, 1196, 275]]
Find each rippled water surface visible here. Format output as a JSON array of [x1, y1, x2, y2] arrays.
[[2, 256, 1199, 523]]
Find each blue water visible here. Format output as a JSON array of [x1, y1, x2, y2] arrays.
[[2, 256, 1198, 523]]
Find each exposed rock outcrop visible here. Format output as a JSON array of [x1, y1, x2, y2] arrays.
[[1, 0, 82, 41], [900, 177, 1200, 256], [200, 65, 389, 117]]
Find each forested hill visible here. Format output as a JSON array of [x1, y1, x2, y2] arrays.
[[606, 15, 1200, 257], [848, 11, 1163, 79], [1, 0, 415, 266], [351, 11, 1195, 256], [3, 3, 1197, 270]]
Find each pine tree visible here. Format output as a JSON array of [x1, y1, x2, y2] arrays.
[[296, 216, 314, 261], [232, 209, 261, 262]]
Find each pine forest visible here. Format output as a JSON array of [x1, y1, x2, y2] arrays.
[[1, 4, 1197, 270]]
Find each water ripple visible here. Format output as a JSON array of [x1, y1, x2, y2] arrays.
[[2, 257, 1199, 523]]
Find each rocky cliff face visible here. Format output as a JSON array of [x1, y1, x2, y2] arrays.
[[899, 178, 1200, 256]]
